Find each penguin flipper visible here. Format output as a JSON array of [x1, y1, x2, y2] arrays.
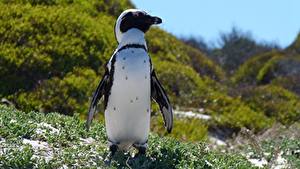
[[151, 70, 173, 133], [86, 68, 109, 131]]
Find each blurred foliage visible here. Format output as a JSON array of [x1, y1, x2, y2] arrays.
[[153, 61, 207, 107], [147, 28, 225, 81], [13, 67, 99, 115], [151, 114, 208, 142], [257, 55, 300, 84], [233, 51, 300, 85], [232, 51, 280, 84], [205, 92, 271, 132], [182, 27, 278, 74], [153, 60, 270, 132], [0, 0, 134, 17], [240, 85, 300, 124], [181, 36, 210, 56], [271, 75, 300, 95], [0, 3, 115, 96]]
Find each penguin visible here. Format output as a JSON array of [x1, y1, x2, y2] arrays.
[[86, 9, 173, 161]]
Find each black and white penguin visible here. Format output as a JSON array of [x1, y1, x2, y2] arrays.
[[86, 9, 173, 161]]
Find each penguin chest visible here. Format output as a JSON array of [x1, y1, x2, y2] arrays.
[[105, 48, 151, 145]]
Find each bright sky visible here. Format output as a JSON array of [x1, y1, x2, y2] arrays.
[[132, 0, 300, 48]]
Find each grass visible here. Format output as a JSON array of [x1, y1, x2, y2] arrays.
[[0, 105, 258, 168]]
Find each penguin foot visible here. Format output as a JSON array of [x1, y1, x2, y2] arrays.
[[133, 142, 147, 158], [104, 155, 112, 166], [135, 147, 146, 158], [104, 144, 118, 166], [127, 148, 147, 167]]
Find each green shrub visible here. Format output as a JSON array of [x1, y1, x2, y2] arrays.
[[232, 51, 279, 84], [271, 75, 300, 95], [153, 60, 209, 108], [233, 51, 300, 85], [147, 28, 225, 81], [216, 99, 272, 131], [256, 55, 284, 83], [0, 3, 115, 96], [205, 92, 271, 132], [257, 55, 300, 84], [151, 114, 208, 142], [240, 85, 300, 124], [153, 61, 270, 132], [0, 0, 134, 17], [14, 67, 99, 115]]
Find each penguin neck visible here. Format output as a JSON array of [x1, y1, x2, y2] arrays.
[[118, 28, 147, 50]]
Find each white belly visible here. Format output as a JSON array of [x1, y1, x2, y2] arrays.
[[105, 48, 151, 150]]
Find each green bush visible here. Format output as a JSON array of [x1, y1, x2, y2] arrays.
[[233, 51, 300, 85], [153, 60, 227, 110], [151, 114, 208, 142], [153, 61, 270, 132], [147, 28, 225, 81], [205, 92, 271, 132], [232, 51, 279, 84], [0, 0, 134, 17], [271, 75, 300, 95], [257, 55, 300, 84], [14, 67, 99, 115], [240, 85, 300, 124], [255, 55, 284, 83], [153, 60, 210, 108], [0, 3, 115, 96]]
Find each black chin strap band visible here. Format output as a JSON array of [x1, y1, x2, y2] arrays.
[[117, 44, 147, 53]]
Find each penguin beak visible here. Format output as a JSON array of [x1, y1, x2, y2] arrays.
[[145, 15, 162, 25], [151, 16, 162, 24]]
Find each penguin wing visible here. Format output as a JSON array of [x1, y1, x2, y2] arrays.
[[86, 68, 110, 131], [151, 70, 173, 133]]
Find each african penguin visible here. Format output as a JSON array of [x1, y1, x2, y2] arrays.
[[86, 9, 173, 162]]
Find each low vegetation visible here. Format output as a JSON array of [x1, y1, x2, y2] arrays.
[[240, 85, 300, 124], [0, 105, 257, 168]]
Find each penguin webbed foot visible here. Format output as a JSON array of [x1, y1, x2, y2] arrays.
[[133, 143, 147, 158], [104, 144, 118, 166], [135, 146, 146, 157], [127, 145, 147, 166]]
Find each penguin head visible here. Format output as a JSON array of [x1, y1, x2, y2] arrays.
[[115, 9, 162, 43]]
